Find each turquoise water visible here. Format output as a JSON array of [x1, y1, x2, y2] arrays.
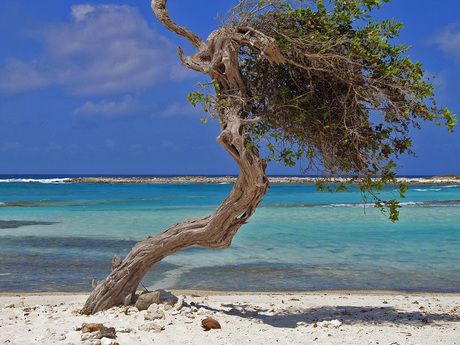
[[0, 176, 459, 293]]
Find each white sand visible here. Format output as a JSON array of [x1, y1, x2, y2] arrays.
[[0, 291, 459, 345]]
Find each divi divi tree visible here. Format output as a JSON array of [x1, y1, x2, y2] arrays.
[[82, 0, 456, 314]]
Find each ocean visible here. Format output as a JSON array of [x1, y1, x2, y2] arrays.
[[0, 175, 459, 293]]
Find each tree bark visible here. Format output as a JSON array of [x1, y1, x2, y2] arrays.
[[82, 0, 282, 314]]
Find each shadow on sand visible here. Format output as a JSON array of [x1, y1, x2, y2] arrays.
[[193, 302, 460, 329]]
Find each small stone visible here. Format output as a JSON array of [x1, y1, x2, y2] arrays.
[[115, 327, 133, 333], [135, 291, 161, 311], [158, 289, 178, 306], [164, 304, 172, 311], [138, 322, 163, 333], [180, 307, 191, 316], [4, 304, 15, 308], [55, 334, 66, 341], [17, 301, 25, 307], [144, 310, 165, 321], [101, 337, 119, 345], [81, 332, 101, 341], [174, 295, 185, 311], [316, 320, 342, 328], [147, 303, 159, 313], [330, 320, 342, 328], [99, 327, 116, 339], [80, 323, 105, 333], [201, 317, 221, 331], [83, 340, 101, 345]]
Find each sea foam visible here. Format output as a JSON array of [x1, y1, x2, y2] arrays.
[[0, 178, 71, 184]]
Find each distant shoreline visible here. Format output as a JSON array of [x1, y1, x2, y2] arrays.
[[67, 175, 460, 184]]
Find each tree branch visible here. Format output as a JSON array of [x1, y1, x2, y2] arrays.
[[151, 0, 207, 52], [237, 27, 286, 65]]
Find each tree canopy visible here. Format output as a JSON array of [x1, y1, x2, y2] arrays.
[[190, 0, 457, 220]]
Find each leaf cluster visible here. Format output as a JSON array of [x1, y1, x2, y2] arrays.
[[231, 0, 456, 220]]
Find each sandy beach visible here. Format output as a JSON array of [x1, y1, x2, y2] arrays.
[[1, 290, 459, 345]]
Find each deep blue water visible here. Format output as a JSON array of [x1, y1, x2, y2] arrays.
[[0, 175, 459, 293]]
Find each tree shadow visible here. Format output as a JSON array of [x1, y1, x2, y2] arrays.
[[193, 302, 460, 329]]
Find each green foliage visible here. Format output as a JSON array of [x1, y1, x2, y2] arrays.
[[185, 0, 457, 221], [230, 0, 456, 220], [187, 80, 225, 124], [187, 90, 211, 110]]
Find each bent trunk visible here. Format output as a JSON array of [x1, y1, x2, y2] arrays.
[[82, 109, 269, 314], [82, 0, 284, 314]]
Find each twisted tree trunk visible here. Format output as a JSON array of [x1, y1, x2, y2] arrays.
[[82, 0, 284, 314]]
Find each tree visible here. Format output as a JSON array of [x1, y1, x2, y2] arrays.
[[81, 0, 456, 314]]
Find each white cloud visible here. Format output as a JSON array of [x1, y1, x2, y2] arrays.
[[0, 58, 48, 93], [432, 22, 460, 61], [73, 95, 140, 118], [71, 4, 95, 23], [0, 4, 184, 96], [74, 96, 205, 120]]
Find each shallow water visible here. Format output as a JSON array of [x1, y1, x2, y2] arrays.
[[0, 176, 459, 292]]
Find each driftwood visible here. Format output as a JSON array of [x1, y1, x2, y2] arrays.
[[82, 0, 284, 314]]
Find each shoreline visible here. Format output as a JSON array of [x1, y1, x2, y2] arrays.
[[0, 289, 460, 300], [2, 289, 460, 298], [67, 175, 460, 184], [1, 290, 459, 344]]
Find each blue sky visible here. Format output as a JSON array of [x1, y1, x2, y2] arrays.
[[0, 0, 459, 176]]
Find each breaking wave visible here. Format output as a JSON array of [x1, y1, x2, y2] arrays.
[[262, 200, 460, 208], [0, 178, 71, 184]]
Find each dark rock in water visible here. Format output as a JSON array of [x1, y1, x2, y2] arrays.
[[201, 317, 221, 331], [135, 291, 161, 311], [0, 220, 58, 229]]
